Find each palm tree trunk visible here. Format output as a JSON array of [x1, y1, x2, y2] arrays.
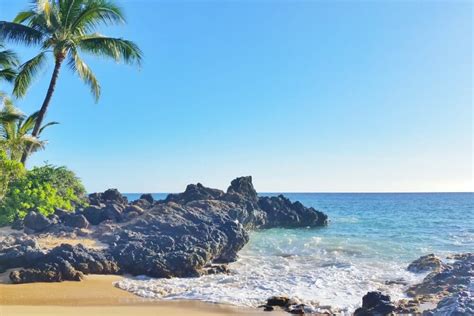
[[20, 56, 64, 165]]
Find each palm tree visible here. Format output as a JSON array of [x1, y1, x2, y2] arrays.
[[0, 43, 19, 85], [0, 0, 142, 163], [0, 95, 58, 161]]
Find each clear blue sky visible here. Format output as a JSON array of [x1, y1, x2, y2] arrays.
[[0, 0, 472, 193]]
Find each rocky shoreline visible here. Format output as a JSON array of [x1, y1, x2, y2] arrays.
[[0, 176, 472, 315], [0, 176, 327, 281]]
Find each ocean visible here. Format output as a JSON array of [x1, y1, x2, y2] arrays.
[[118, 192, 474, 313]]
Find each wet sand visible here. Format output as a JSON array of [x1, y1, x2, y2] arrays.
[[0, 275, 276, 316]]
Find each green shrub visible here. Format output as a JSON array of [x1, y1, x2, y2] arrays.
[[0, 151, 25, 201], [0, 164, 87, 225]]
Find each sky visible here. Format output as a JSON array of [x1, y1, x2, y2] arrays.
[[0, 0, 472, 193]]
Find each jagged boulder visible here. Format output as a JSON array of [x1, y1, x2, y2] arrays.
[[354, 292, 396, 316], [82, 205, 104, 225], [88, 189, 127, 206], [164, 183, 225, 204], [140, 193, 154, 204], [102, 204, 124, 222], [258, 195, 328, 228], [23, 211, 53, 233], [108, 201, 249, 277], [407, 254, 445, 273], [63, 214, 90, 229], [8, 243, 120, 284]]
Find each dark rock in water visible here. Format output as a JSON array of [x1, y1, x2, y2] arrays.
[[63, 214, 89, 229], [82, 205, 104, 225], [354, 292, 396, 316], [140, 193, 154, 204], [162, 176, 325, 230], [258, 195, 328, 228], [261, 297, 317, 315], [267, 296, 291, 307], [23, 211, 53, 232], [407, 254, 445, 273], [261, 305, 274, 312], [406, 253, 473, 309]]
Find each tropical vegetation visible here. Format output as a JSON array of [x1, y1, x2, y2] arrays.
[[0, 0, 142, 163], [0, 151, 25, 202], [0, 164, 87, 225], [0, 95, 58, 161], [0, 0, 141, 225]]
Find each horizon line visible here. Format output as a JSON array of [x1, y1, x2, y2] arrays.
[[116, 191, 474, 195]]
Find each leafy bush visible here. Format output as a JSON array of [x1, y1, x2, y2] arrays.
[[0, 151, 25, 201], [0, 164, 87, 225]]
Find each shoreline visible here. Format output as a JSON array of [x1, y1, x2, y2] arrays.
[[0, 275, 278, 316]]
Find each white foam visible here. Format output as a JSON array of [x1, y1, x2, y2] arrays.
[[116, 230, 425, 314]]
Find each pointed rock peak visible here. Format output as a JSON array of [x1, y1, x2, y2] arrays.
[[227, 176, 258, 201]]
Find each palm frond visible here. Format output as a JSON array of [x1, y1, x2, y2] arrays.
[[69, 0, 125, 33], [78, 34, 142, 66], [0, 100, 24, 123], [67, 49, 101, 101], [0, 21, 44, 46], [60, 0, 83, 28], [13, 52, 47, 98], [0, 68, 18, 83], [14, 9, 51, 34], [18, 111, 38, 135], [39, 121, 59, 135], [0, 48, 19, 68]]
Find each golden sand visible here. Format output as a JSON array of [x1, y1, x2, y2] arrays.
[[0, 275, 277, 316]]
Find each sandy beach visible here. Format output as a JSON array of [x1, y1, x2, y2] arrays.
[[0, 275, 277, 316]]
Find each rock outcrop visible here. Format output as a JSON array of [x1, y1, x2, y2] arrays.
[[354, 292, 396, 316], [400, 253, 474, 315], [23, 211, 54, 233], [2, 176, 328, 283], [407, 254, 445, 273]]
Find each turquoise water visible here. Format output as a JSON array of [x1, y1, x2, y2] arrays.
[[119, 192, 474, 312]]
